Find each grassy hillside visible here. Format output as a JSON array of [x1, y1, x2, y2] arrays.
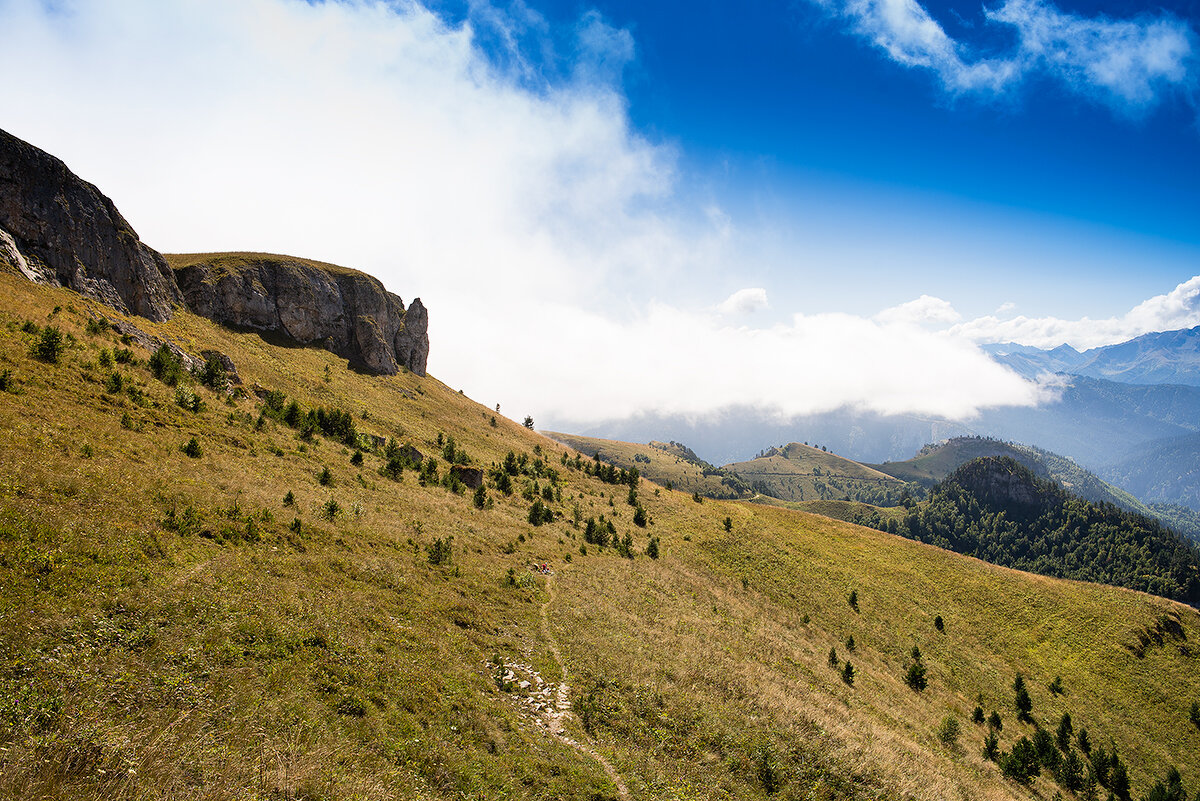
[[871, 436, 1153, 516], [543, 432, 751, 499], [725, 443, 913, 505], [1, 271, 1199, 800]]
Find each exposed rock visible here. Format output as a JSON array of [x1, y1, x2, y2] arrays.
[[0, 128, 183, 321], [2, 129, 429, 377], [170, 253, 429, 376], [450, 465, 485, 490], [199, 350, 242, 386]]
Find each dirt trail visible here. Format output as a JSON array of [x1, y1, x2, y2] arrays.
[[539, 574, 630, 800]]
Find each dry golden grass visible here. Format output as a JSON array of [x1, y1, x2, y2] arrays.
[[0, 269, 1197, 801]]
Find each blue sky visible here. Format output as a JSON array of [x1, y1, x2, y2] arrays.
[[2, 0, 1200, 424], [594, 0, 1192, 325], [437, 0, 1200, 319]]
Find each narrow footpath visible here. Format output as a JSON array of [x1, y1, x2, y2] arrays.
[[539, 574, 630, 800]]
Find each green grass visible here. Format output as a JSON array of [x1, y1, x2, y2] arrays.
[[1, 272, 1198, 800], [165, 251, 378, 282], [726, 442, 908, 504], [544, 432, 751, 499]]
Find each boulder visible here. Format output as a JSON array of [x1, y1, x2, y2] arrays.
[[450, 465, 485, 489]]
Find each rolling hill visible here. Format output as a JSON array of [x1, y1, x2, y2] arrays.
[[543, 432, 752, 499], [869, 436, 1153, 516], [724, 442, 914, 505]]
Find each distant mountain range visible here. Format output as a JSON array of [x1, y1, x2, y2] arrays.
[[986, 325, 1200, 385]]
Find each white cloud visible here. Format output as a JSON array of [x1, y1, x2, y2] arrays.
[[717, 287, 770, 315], [0, 0, 1052, 425], [950, 275, 1200, 349], [822, 0, 1196, 113], [988, 0, 1196, 109], [874, 294, 961, 325], [840, 0, 1019, 92]]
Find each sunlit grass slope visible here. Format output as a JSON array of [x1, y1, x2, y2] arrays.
[[544, 432, 750, 499], [1, 269, 1198, 800], [726, 443, 907, 505]]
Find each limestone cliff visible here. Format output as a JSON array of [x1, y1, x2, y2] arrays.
[[169, 253, 429, 376], [1, 128, 429, 377], [0, 128, 182, 321]]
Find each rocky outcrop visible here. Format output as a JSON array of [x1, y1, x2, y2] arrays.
[[948, 456, 1042, 510], [0, 128, 182, 321], [2, 128, 429, 376], [170, 253, 429, 376]]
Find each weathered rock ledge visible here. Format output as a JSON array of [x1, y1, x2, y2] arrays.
[[169, 252, 428, 376]]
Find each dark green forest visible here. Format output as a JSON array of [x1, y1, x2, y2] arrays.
[[853, 457, 1200, 605]]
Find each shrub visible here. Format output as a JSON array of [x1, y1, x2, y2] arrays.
[[722, 516, 733, 532], [1032, 727, 1058, 771], [841, 660, 855, 685], [113, 347, 134, 364], [1056, 712, 1073, 752], [149, 344, 184, 385], [98, 348, 114, 368], [84, 318, 109, 335], [1056, 748, 1085, 793], [473, 485, 488, 509], [175, 386, 203, 413], [427, 536, 453, 566], [999, 736, 1041, 783], [1013, 672, 1033, 723], [904, 661, 927, 691], [195, 355, 227, 390], [350, 451, 364, 466], [1142, 767, 1186, 801], [982, 729, 999, 761], [31, 326, 66, 363], [633, 505, 647, 527], [181, 437, 203, 458], [318, 466, 334, 487], [104, 371, 124, 394], [937, 715, 960, 746], [283, 490, 295, 507], [321, 498, 340, 520], [646, 536, 660, 559], [528, 499, 553, 526]]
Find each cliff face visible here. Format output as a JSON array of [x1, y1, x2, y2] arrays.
[[0, 129, 183, 321], [0, 128, 428, 377], [170, 253, 429, 376]]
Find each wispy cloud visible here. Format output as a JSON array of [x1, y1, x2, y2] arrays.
[[822, 0, 1196, 113]]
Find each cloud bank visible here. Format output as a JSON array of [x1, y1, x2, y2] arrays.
[[824, 0, 1197, 113], [0, 0, 1185, 430], [951, 275, 1200, 350]]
